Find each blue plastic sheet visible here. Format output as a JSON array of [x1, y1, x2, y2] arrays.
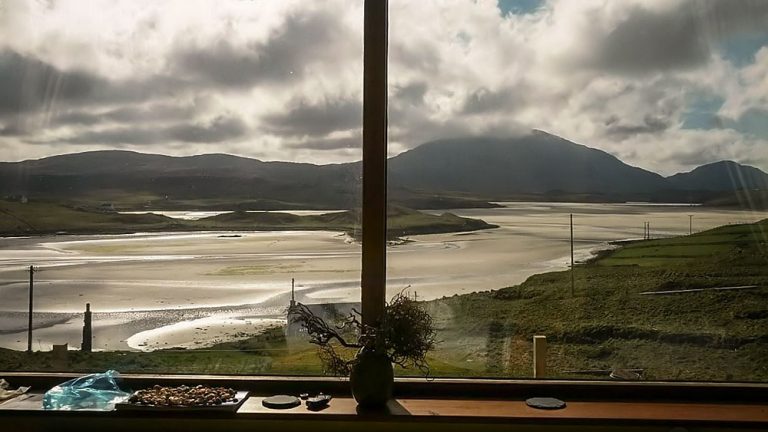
[[43, 370, 131, 411]]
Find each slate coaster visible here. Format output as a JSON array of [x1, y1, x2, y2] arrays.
[[525, 397, 566, 410], [262, 395, 301, 409]]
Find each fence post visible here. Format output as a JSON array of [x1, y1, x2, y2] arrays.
[[533, 335, 547, 378]]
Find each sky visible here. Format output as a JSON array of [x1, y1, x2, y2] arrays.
[[0, 0, 767, 175]]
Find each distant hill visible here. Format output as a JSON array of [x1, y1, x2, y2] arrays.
[[387, 131, 669, 197], [2, 130, 767, 209], [667, 161, 768, 191], [0, 150, 360, 210]]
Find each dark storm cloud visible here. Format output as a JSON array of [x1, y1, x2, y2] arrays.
[[390, 41, 442, 75], [592, 0, 768, 75], [166, 116, 247, 143], [103, 103, 196, 124], [604, 114, 671, 139], [55, 127, 163, 145], [389, 108, 472, 149], [0, 123, 25, 136], [393, 81, 428, 106], [594, 5, 710, 74], [0, 50, 104, 116], [461, 87, 523, 114], [174, 11, 351, 88], [51, 103, 197, 128], [284, 135, 361, 151], [698, 0, 768, 37], [52, 116, 246, 145], [0, 49, 193, 118], [263, 99, 361, 137], [53, 111, 101, 126]]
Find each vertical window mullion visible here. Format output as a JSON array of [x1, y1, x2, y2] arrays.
[[361, 0, 388, 327]]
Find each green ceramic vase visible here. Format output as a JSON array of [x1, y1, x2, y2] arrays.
[[349, 348, 394, 407]]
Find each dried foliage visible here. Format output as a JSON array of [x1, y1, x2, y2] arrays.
[[379, 291, 436, 374], [289, 291, 437, 376]]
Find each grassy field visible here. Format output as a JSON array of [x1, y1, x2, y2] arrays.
[[423, 219, 768, 381], [2, 219, 767, 382], [0, 327, 471, 376]]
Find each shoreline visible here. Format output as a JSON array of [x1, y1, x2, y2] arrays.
[[0, 237, 622, 353], [3, 205, 767, 354]]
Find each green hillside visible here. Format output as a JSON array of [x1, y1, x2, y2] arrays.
[[425, 219, 768, 381], [0, 200, 496, 239]]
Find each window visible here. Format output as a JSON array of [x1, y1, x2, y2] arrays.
[[0, 0, 363, 375], [2, 0, 768, 386], [386, 0, 768, 382]]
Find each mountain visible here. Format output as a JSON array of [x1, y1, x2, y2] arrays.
[[667, 161, 768, 191], [0, 150, 359, 209], [2, 131, 766, 209], [387, 131, 669, 196]]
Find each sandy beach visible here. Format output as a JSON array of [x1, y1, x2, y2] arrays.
[[1, 203, 766, 352]]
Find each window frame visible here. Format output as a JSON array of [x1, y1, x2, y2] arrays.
[[2, 1, 768, 406], [2, 1, 768, 427]]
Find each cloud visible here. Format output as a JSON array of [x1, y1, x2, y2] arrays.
[[284, 134, 361, 151], [262, 98, 361, 137], [461, 86, 524, 114], [174, 10, 353, 88], [52, 111, 102, 126], [390, 40, 442, 76], [0, 49, 195, 119], [590, 4, 712, 74], [53, 116, 247, 145], [393, 81, 428, 106], [0, 50, 105, 116], [1, 0, 767, 173], [604, 114, 672, 138], [49, 103, 200, 130], [0, 123, 25, 137], [103, 103, 196, 124], [697, 0, 768, 38], [546, 1, 768, 76], [166, 116, 247, 143]]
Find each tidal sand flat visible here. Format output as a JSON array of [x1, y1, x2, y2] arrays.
[[1, 203, 766, 351], [126, 316, 286, 351]]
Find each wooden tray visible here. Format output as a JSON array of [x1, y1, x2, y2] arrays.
[[115, 390, 249, 413]]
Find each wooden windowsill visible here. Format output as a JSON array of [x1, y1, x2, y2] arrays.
[[2, 373, 768, 431], [3, 392, 767, 424]]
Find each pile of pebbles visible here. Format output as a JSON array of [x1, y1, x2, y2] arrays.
[[128, 385, 238, 407]]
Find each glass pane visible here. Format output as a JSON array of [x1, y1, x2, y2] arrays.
[[0, 0, 363, 374], [388, 0, 768, 382]]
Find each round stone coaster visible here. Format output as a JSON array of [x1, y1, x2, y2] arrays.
[[525, 397, 566, 410], [262, 395, 301, 409]]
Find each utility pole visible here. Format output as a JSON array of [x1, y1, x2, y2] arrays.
[[27, 265, 37, 353], [570, 214, 575, 297], [688, 215, 693, 235], [82, 303, 92, 352]]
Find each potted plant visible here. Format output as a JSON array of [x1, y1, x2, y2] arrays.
[[289, 291, 436, 407]]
